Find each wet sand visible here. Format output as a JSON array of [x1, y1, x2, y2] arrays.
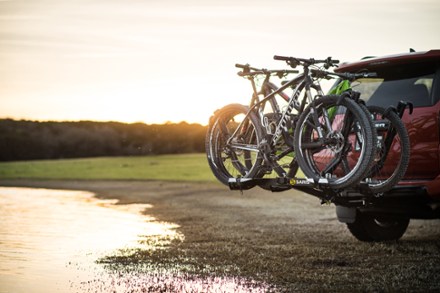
[[1, 179, 440, 292]]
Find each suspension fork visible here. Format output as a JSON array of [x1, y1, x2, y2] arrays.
[[304, 78, 328, 139], [320, 107, 355, 175]]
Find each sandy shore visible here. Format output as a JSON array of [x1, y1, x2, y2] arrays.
[[2, 179, 440, 292]]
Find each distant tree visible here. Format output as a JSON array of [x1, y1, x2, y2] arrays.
[[0, 119, 207, 161]]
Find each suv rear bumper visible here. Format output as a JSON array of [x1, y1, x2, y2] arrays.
[[228, 177, 440, 219], [398, 174, 440, 199], [337, 185, 440, 221]]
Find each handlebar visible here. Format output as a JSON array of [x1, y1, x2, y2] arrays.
[[235, 63, 261, 72], [235, 63, 298, 77], [311, 69, 378, 81], [273, 55, 339, 69]]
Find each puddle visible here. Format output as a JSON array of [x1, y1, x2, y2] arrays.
[[0, 187, 181, 292], [0, 187, 274, 293]]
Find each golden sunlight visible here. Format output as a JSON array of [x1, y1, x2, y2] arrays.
[[0, 0, 438, 124]]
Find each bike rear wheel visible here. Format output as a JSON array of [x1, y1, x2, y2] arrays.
[[294, 95, 376, 189], [206, 104, 264, 186], [365, 105, 410, 193]]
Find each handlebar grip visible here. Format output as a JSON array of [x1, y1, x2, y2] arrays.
[[273, 55, 290, 61], [235, 63, 248, 69]]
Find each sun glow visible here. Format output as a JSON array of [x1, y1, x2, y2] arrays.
[[0, 0, 438, 124]]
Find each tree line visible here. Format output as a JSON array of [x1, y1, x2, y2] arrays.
[[0, 119, 207, 161]]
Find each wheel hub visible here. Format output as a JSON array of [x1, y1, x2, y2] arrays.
[[326, 131, 344, 153]]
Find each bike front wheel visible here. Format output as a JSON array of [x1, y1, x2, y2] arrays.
[[206, 103, 264, 186], [294, 95, 376, 189]]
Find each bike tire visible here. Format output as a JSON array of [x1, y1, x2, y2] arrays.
[[206, 104, 264, 186], [294, 95, 376, 189], [365, 105, 410, 193]]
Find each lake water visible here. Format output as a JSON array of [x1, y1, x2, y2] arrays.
[[0, 187, 272, 293]]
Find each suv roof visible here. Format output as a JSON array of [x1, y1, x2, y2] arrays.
[[336, 50, 440, 73]]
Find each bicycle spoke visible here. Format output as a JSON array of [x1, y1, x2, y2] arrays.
[[364, 106, 410, 193], [321, 153, 343, 175], [206, 104, 264, 185], [295, 95, 375, 189]]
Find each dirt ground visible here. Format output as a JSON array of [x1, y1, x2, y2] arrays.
[[2, 179, 440, 292]]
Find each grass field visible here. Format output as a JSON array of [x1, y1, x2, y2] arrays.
[[0, 153, 217, 182]]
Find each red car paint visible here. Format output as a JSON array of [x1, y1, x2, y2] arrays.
[[336, 50, 440, 198]]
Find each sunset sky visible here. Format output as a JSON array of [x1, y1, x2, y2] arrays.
[[1, 0, 439, 125]]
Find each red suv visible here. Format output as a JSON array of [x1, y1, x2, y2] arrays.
[[334, 50, 440, 241]]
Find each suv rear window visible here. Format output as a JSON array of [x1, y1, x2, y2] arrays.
[[348, 62, 437, 108], [352, 73, 434, 108]]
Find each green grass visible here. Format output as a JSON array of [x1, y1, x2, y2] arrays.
[[0, 153, 217, 182]]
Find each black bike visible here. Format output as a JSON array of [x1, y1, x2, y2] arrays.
[[310, 68, 411, 193], [206, 56, 377, 190]]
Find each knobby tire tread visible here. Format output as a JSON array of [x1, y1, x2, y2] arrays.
[[294, 95, 376, 189], [366, 105, 410, 193], [205, 103, 264, 186]]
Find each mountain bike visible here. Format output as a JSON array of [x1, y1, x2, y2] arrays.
[[312, 68, 411, 193], [206, 56, 377, 190], [206, 66, 299, 187]]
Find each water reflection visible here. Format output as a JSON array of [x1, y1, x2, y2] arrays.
[[0, 187, 274, 293], [0, 187, 180, 293]]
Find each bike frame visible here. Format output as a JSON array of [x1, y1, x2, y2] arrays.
[[217, 58, 409, 200], [227, 66, 327, 177]]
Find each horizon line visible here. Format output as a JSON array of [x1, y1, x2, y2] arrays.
[[0, 116, 209, 126]]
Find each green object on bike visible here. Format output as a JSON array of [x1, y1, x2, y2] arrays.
[[206, 56, 376, 190], [327, 80, 352, 119], [329, 79, 352, 95]]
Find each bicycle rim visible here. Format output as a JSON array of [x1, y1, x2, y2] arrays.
[[366, 106, 410, 193], [294, 95, 375, 189], [206, 104, 263, 185]]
